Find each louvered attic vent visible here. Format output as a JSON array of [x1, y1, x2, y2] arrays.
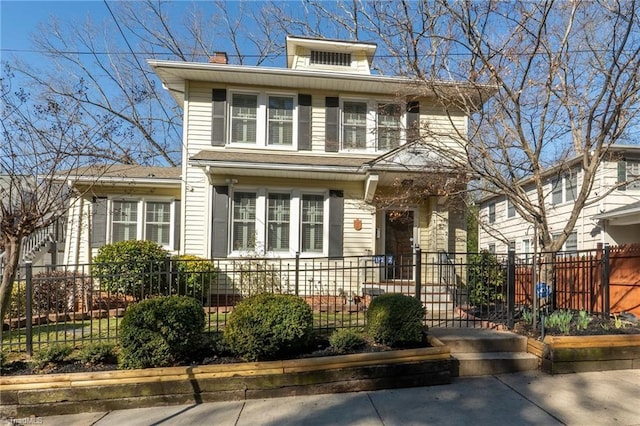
[[310, 50, 351, 66]]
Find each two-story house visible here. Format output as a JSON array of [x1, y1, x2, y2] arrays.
[[478, 145, 640, 254], [61, 36, 487, 286]]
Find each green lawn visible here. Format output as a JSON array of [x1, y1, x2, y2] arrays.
[[2, 310, 367, 353]]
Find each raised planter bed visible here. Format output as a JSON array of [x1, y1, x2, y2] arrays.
[[1, 336, 451, 418], [527, 335, 640, 374]]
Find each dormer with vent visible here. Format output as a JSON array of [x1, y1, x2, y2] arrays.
[[286, 35, 376, 74]]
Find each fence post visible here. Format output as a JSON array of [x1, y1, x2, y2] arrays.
[[507, 249, 516, 329], [295, 252, 300, 296], [165, 255, 172, 295], [414, 247, 422, 302], [602, 243, 610, 318], [25, 261, 33, 356]]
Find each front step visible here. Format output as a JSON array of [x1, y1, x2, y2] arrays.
[[451, 352, 539, 377], [429, 328, 539, 377]]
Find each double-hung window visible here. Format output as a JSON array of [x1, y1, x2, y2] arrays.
[[268, 96, 294, 146], [552, 173, 577, 205], [232, 192, 256, 250], [506, 199, 516, 218], [112, 201, 138, 242], [267, 193, 290, 251], [301, 195, 324, 252], [488, 202, 496, 223], [229, 190, 328, 255], [342, 101, 368, 149], [146, 202, 171, 246], [377, 104, 401, 151], [230, 93, 258, 143], [110, 200, 174, 248], [618, 159, 640, 190]]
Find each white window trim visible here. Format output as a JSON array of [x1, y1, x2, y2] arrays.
[[227, 89, 298, 150], [339, 97, 406, 153], [107, 198, 175, 250], [228, 187, 329, 258], [551, 173, 579, 206]]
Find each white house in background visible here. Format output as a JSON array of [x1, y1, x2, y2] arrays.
[[61, 36, 492, 280], [478, 145, 640, 254]]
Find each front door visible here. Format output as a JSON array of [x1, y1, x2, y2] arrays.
[[384, 210, 415, 280]]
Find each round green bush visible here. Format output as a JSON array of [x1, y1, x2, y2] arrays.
[[92, 240, 169, 299], [365, 293, 425, 347], [173, 255, 217, 299], [119, 296, 205, 369], [329, 328, 366, 354], [223, 293, 314, 361]]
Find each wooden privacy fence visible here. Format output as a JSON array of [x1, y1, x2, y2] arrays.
[[514, 244, 640, 317]]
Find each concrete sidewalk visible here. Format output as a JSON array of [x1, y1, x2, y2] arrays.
[[12, 369, 640, 426]]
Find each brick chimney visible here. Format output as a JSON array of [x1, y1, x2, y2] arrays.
[[209, 52, 228, 64]]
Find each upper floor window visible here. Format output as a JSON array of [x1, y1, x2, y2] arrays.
[[230, 93, 258, 143], [343, 101, 368, 149], [618, 159, 640, 190], [506, 199, 516, 218], [311, 50, 351, 67], [551, 173, 577, 205], [268, 96, 294, 146], [226, 91, 298, 148], [377, 104, 401, 151], [488, 202, 496, 223]]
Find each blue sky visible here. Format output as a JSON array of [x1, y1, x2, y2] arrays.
[[1, 1, 110, 59]]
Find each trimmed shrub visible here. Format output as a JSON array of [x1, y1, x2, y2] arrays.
[[224, 293, 314, 361], [119, 296, 205, 369], [92, 240, 169, 299], [173, 255, 217, 300], [329, 328, 366, 354], [31, 344, 74, 370], [78, 342, 118, 366], [365, 293, 425, 347]]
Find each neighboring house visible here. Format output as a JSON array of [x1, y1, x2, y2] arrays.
[[62, 36, 488, 282], [478, 145, 640, 254]]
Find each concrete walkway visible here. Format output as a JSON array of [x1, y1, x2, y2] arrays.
[[19, 368, 640, 426]]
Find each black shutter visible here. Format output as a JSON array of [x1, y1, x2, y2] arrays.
[[406, 101, 420, 144], [173, 200, 181, 251], [91, 197, 108, 248], [328, 190, 344, 258], [212, 89, 227, 146], [325, 97, 339, 152], [298, 94, 312, 151], [211, 186, 229, 257]]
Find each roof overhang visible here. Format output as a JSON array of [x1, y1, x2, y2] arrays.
[[593, 202, 640, 226], [285, 35, 377, 68], [147, 59, 493, 110]]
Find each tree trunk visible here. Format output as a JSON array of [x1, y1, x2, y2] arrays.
[[0, 235, 22, 321]]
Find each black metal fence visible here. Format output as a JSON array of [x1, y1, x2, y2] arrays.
[[4, 245, 635, 354]]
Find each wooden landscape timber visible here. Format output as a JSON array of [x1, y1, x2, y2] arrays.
[[0, 336, 451, 418]]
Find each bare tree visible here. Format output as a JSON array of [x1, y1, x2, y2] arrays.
[[0, 67, 108, 320], [274, 1, 640, 256]]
